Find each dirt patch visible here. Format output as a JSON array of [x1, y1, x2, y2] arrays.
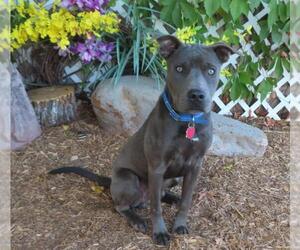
[[11, 105, 290, 249]]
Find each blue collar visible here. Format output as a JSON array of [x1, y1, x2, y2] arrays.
[[162, 90, 208, 125]]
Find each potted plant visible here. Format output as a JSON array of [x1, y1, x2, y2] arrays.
[[10, 0, 120, 126]]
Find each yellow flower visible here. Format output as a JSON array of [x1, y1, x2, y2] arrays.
[[245, 25, 253, 35], [11, 25, 28, 48], [78, 11, 119, 36], [176, 26, 198, 44], [203, 40, 214, 45], [220, 68, 232, 78], [233, 29, 246, 42], [57, 37, 70, 49], [27, 3, 38, 16], [221, 34, 230, 43], [233, 30, 240, 37], [161, 59, 167, 70], [16, 0, 26, 17], [146, 34, 159, 54], [11, 3, 120, 50], [0, 26, 10, 52], [53, 0, 62, 10]]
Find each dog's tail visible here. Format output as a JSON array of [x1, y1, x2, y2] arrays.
[[49, 167, 111, 188]]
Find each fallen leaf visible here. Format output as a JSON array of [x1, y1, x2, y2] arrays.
[[264, 117, 276, 128], [91, 184, 104, 194], [224, 163, 234, 171], [63, 125, 69, 131]]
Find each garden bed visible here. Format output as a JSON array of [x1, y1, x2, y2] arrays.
[[11, 103, 290, 249]]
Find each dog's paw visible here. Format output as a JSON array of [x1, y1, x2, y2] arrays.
[[174, 225, 189, 235], [153, 231, 170, 245]]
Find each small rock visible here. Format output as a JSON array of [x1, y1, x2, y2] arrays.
[[70, 155, 79, 161], [91, 76, 268, 157]]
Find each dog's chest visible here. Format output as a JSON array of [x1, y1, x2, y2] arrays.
[[163, 141, 203, 178]]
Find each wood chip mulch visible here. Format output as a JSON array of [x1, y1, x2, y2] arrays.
[[11, 106, 290, 250]]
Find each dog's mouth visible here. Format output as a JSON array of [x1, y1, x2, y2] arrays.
[[186, 105, 210, 114], [188, 109, 204, 114], [173, 96, 210, 114]]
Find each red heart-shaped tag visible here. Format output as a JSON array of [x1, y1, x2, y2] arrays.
[[186, 126, 196, 140]]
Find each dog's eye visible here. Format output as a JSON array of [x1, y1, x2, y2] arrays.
[[208, 68, 215, 75], [176, 66, 183, 73]]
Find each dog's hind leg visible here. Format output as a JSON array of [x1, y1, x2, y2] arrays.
[[161, 177, 182, 205], [110, 168, 147, 233], [161, 190, 180, 205]]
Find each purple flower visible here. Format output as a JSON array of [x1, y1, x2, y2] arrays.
[[70, 37, 114, 63], [99, 53, 112, 62], [81, 51, 93, 63], [54, 46, 71, 57], [61, 0, 109, 12], [73, 43, 86, 53], [96, 41, 114, 53]]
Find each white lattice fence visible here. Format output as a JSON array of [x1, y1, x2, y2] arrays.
[[64, 1, 296, 120], [207, 2, 292, 120]]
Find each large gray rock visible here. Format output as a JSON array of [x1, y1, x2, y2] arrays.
[[92, 76, 268, 157], [10, 64, 42, 150], [92, 76, 162, 135], [0, 64, 10, 150], [208, 113, 268, 157]]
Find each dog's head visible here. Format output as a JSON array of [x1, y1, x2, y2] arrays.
[[157, 35, 234, 113]]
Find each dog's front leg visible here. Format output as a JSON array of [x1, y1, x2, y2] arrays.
[[148, 163, 170, 245], [173, 160, 202, 234]]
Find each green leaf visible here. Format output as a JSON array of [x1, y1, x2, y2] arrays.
[[172, 1, 182, 27], [268, 0, 278, 29], [278, 2, 287, 22], [282, 58, 290, 72], [230, 0, 249, 21], [204, 0, 220, 17], [161, 1, 175, 24], [274, 57, 283, 79], [223, 80, 232, 94], [258, 79, 273, 101], [249, 62, 259, 73], [271, 26, 282, 44], [107, 0, 116, 7], [230, 77, 241, 100], [180, 1, 199, 21], [283, 20, 290, 32], [221, 0, 230, 12], [240, 84, 250, 99], [249, 0, 261, 10], [259, 20, 269, 41], [241, 1, 250, 15], [239, 72, 252, 84]]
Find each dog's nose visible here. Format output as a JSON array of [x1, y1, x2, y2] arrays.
[[188, 89, 206, 102]]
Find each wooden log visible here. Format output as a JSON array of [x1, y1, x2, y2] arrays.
[[27, 86, 77, 127]]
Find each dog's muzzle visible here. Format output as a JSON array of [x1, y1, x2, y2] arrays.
[[187, 89, 208, 111]]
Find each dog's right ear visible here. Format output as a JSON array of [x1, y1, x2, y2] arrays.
[[157, 35, 182, 59]]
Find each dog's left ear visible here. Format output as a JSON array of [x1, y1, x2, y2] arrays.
[[210, 43, 235, 63], [157, 35, 182, 59]]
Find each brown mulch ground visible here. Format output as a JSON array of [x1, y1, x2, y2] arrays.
[[11, 105, 290, 250]]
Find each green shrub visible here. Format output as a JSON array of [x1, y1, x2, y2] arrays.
[[131, 0, 290, 102]]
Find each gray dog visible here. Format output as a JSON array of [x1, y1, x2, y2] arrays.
[[50, 35, 234, 245]]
